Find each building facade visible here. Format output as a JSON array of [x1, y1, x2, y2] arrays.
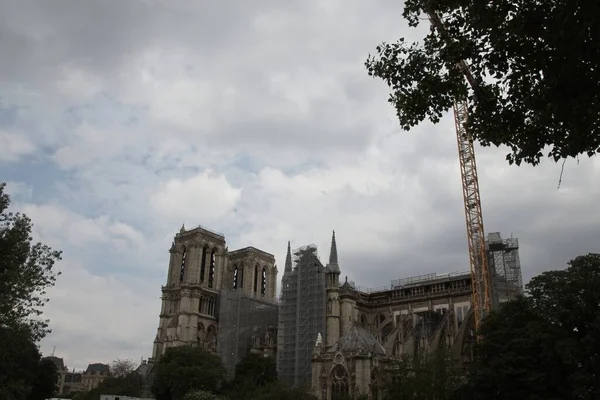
[[150, 225, 279, 373], [311, 231, 523, 400]]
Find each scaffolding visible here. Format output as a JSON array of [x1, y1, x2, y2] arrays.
[[277, 245, 327, 387], [217, 289, 279, 377], [487, 232, 524, 308]]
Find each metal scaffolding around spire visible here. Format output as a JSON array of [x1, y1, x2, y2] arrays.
[[284, 241, 293, 273]]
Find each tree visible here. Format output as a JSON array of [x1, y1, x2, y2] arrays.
[[0, 182, 62, 341], [111, 358, 137, 378], [365, 0, 600, 166], [183, 390, 220, 400], [526, 254, 600, 399], [384, 347, 463, 400], [0, 324, 42, 400], [233, 354, 277, 388], [463, 297, 569, 399], [151, 346, 226, 400], [464, 253, 600, 399], [28, 358, 59, 400], [77, 373, 144, 400]]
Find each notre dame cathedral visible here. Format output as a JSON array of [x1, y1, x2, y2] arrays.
[[150, 224, 279, 373], [150, 225, 522, 400]]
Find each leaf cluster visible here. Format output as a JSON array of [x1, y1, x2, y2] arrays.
[[151, 346, 227, 400], [465, 253, 600, 399], [111, 358, 137, 378], [0, 324, 59, 400], [366, 0, 600, 166], [73, 372, 145, 400], [0, 182, 62, 341], [384, 348, 463, 400]]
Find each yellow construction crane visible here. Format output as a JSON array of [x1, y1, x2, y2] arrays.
[[424, 7, 493, 333]]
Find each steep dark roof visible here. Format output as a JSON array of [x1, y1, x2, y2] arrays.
[[85, 363, 110, 375], [42, 356, 66, 370], [332, 325, 385, 356]]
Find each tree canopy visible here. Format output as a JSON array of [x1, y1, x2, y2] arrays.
[[365, 0, 600, 166], [384, 348, 462, 400], [464, 253, 600, 399], [111, 358, 137, 378], [0, 182, 62, 341], [0, 324, 44, 400], [151, 346, 226, 400], [75, 372, 144, 400], [0, 183, 62, 400]]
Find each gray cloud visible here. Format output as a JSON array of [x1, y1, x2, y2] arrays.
[[0, 0, 598, 369]]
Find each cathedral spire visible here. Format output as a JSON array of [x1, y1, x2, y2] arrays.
[[284, 241, 293, 273], [328, 230, 340, 272]]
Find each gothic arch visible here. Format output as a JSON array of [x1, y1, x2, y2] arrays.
[[200, 245, 208, 283], [329, 364, 349, 400], [371, 367, 382, 400], [380, 320, 394, 343], [179, 246, 187, 282], [261, 266, 267, 295], [208, 247, 217, 288], [206, 325, 217, 352], [238, 262, 245, 289], [360, 313, 368, 326], [197, 322, 205, 346], [233, 264, 239, 289], [253, 264, 259, 293]]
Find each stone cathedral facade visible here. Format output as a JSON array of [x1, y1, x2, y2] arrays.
[[311, 231, 480, 400], [150, 225, 278, 360]]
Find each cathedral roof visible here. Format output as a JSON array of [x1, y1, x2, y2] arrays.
[[332, 324, 385, 356]]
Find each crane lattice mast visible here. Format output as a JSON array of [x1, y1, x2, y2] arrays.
[[425, 6, 493, 332]]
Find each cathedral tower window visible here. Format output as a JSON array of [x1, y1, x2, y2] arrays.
[[233, 265, 239, 289], [253, 264, 259, 293], [239, 263, 244, 288], [208, 248, 216, 288], [179, 246, 187, 283], [200, 246, 207, 283], [261, 267, 267, 295], [330, 365, 349, 400]]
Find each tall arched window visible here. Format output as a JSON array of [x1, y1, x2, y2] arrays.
[[200, 246, 207, 283], [239, 263, 244, 289], [179, 246, 187, 283], [253, 264, 259, 293], [261, 267, 267, 295], [233, 265, 239, 289], [371, 369, 380, 400], [208, 248, 216, 288], [330, 365, 349, 400]]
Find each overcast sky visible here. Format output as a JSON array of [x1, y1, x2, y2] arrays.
[[1, 0, 598, 370]]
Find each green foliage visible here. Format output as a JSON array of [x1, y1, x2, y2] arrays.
[[28, 358, 59, 400], [239, 383, 317, 400], [0, 182, 62, 341], [232, 354, 277, 389], [0, 183, 62, 400], [77, 373, 144, 400], [365, 0, 600, 166], [111, 358, 137, 378], [183, 389, 220, 400], [0, 324, 42, 400], [384, 347, 463, 400], [151, 346, 226, 400], [226, 354, 315, 400], [465, 253, 600, 399]]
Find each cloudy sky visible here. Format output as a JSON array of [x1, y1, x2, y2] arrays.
[[1, 0, 598, 369]]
